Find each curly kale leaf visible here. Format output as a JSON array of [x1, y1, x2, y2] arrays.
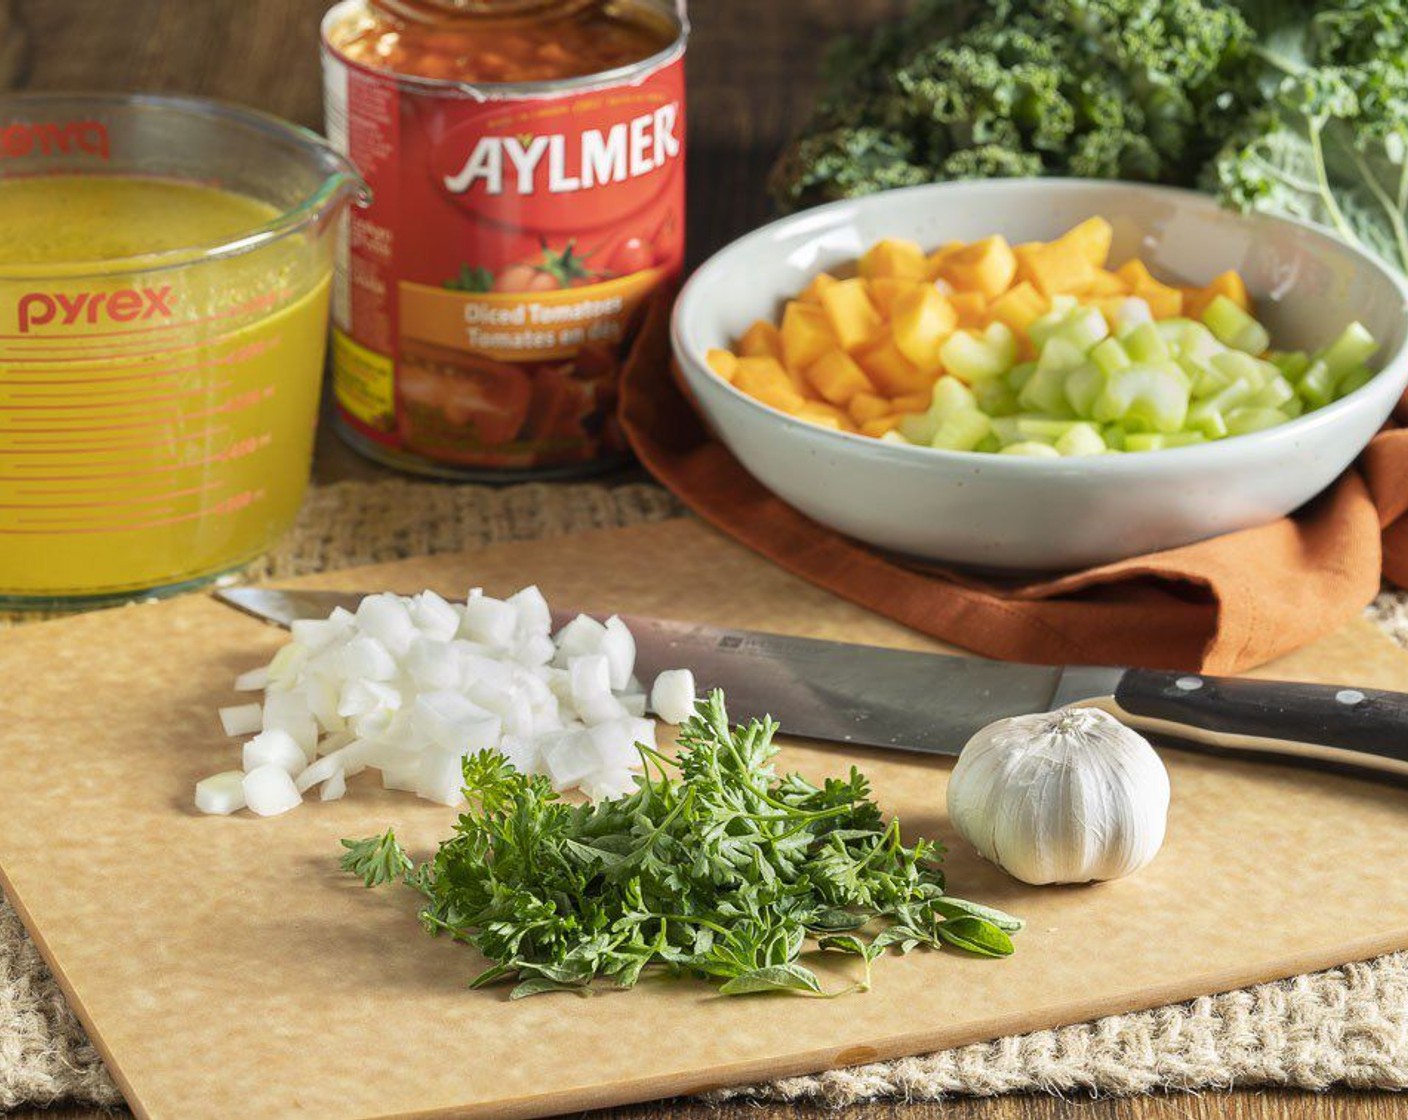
[[771, 0, 1256, 210]]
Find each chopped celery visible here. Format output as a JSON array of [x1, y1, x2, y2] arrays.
[[1063, 364, 1106, 418], [1318, 322, 1378, 380], [1052, 306, 1109, 353], [1209, 350, 1269, 389], [973, 379, 1020, 417], [931, 410, 992, 451], [1102, 423, 1127, 450], [1125, 431, 1206, 451], [940, 329, 1012, 382], [1016, 416, 1082, 440], [1203, 294, 1270, 354], [1123, 322, 1170, 363], [930, 376, 978, 417], [1225, 407, 1289, 435], [897, 411, 939, 444], [1269, 350, 1310, 381], [1090, 337, 1131, 377], [973, 432, 1003, 453], [1251, 376, 1295, 410], [1054, 423, 1107, 457], [1114, 297, 1154, 336], [990, 416, 1024, 446], [1006, 361, 1037, 392], [1186, 401, 1229, 439], [1093, 364, 1189, 433], [1297, 359, 1336, 408], [983, 321, 1020, 369], [1037, 337, 1088, 374], [1338, 365, 1375, 397], [999, 440, 1062, 458], [1018, 367, 1076, 417]]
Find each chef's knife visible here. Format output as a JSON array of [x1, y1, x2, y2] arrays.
[[214, 587, 1408, 780]]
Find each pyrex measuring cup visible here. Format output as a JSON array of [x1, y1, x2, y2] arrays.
[[0, 93, 364, 607]]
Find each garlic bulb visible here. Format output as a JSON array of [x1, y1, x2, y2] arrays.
[[945, 707, 1170, 885]]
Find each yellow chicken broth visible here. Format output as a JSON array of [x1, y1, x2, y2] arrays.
[[0, 177, 331, 598]]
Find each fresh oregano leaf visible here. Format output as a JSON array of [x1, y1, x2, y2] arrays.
[[929, 897, 1026, 932], [935, 916, 1016, 958], [509, 977, 592, 1000], [718, 964, 823, 997]]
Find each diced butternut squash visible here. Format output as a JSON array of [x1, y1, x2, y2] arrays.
[[948, 290, 989, 329], [797, 401, 858, 432], [859, 239, 929, 281], [1116, 259, 1183, 318], [861, 415, 904, 438], [867, 276, 925, 319], [848, 391, 892, 425], [987, 281, 1048, 340], [1083, 269, 1128, 297], [797, 271, 838, 305], [1184, 270, 1251, 320], [706, 348, 739, 383], [1063, 217, 1114, 268], [854, 332, 934, 396], [738, 319, 783, 360], [939, 235, 1018, 299], [780, 301, 838, 373], [1015, 240, 1096, 297], [806, 349, 875, 406], [892, 391, 932, 414], [891, 285, 958, 372], [733, 356, 806, 413], [925, 241, 966, 280], [819, 278, 884, 351]]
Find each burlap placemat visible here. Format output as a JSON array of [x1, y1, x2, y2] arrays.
[[3, 479, 1407, 1113]]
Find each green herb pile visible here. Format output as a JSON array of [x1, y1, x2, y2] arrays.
[[773, 0, 1408, 275], [342, 691, 1021, 1000]]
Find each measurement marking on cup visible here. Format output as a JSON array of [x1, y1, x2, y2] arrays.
[[0, 394, 272, 435], [1, 444, 273, 485], [0, 383, 232, 411], [0, 345, 276, 386], [1, 489, 267, 534], [0, 482, 219, 511], [4, 426, 229, 452]]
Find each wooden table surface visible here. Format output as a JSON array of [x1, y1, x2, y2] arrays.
[[1, 2, 1400, 1118]]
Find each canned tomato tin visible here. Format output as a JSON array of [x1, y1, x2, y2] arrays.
[[321, 0, 687, 479]]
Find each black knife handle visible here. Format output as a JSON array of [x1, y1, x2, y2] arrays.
[[1112, 669, 1408, 779]]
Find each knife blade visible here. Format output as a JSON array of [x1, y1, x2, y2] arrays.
[[213, 585, 1120, 753], [213, 586, 1408, 780]]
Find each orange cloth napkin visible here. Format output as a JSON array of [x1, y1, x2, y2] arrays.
[[619, 300, 1408, 674]]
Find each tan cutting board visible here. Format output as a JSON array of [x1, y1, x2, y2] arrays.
[[3, 519, 1408, 1120]]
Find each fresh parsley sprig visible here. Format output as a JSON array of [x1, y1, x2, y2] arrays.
[[341, 691, 1021, 999]]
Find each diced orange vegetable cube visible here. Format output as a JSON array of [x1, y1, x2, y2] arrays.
[[806, 349, 875, 406], [738, 319, 783, 360], [948, 290, 989, 329], [892, 391, 932, 414], [890, 284, 957, 372], [854, 332, 934, 397], [706, 349, 739, 383], [734, 356, 806, 413], [939, 235, 1018, 299], [861, 415, 904, 438], [1015, 240, 1096, 297], [797, 401, 858, 432], [1062, 217, 1114, 268], [1116, 260, 1183, 319], [798, 272, 838, 305], [780, 301, 838, 373], [819, 278, 884, 351], [925, 241, 965, 280], [987, 281, 1048, 340], [1184, 270, 1252, 319], [848, 391, 892, 425], [859, 239, 929, 281], [867, 277, 925, 319], [1083, 269, 1128, 296]]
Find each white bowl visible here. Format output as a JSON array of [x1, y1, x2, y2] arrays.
[[671, 179, 1408, 571]]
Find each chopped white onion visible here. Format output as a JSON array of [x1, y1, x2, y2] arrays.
[[195, 771, 247, 815], [234, 667, 270, 692], [201, 585, 698, 817], [651, 669, 698, 726], [219, 703, 263, 738], [242, 765, 303, 817], [242, 729, 307, 777]]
